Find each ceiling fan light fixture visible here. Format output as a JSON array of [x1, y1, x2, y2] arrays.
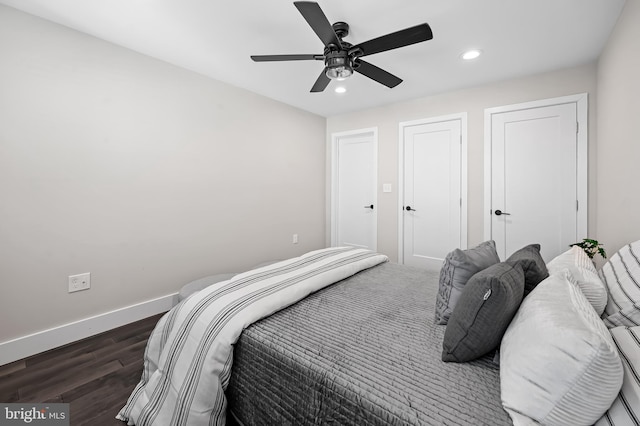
[[326, 65, 353, 80], [325, 52, 353, 80]]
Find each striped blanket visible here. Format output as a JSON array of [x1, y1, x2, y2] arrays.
[[116, 247, 388, 426]]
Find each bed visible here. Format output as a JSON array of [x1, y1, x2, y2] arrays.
[[118, 242, 640, 426], [226, 261, 510, 425]]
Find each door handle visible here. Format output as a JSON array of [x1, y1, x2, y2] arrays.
[[405, 206, 417, 212], [364, 204, 374, 210], [494, 209, 511, 216]]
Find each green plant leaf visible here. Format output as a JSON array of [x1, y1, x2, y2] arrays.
[[569, 238, 606, 260]]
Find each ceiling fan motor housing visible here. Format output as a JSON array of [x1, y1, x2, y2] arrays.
[[332, 21, 349, 39], [324, 36, 363, 78]]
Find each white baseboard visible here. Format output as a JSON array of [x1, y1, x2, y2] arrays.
[[0, 293, 179, 366]]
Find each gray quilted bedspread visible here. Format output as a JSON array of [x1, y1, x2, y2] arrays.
[[227, 262, 511, 425]]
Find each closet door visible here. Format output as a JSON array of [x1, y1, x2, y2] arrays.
[[400, 115, 465, 269], [485, 95, 587, 262], [331, 128, 377, 250]]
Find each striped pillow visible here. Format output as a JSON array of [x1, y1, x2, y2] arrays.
[[600, 241, 640, 327], [501, 271, 623, 425], [547, 246, 607, 315], [596, 326, 640, 425]]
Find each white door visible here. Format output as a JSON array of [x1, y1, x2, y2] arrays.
[[486, 95, 587, 262], [331, 129, 377, 250], [400, 116, 466, 269]]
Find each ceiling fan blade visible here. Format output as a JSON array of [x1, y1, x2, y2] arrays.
[[354, 60, 402, 88], [294, 1, 342, 49], [354, 23, 433, 57], [310, 69, 331, 92], [251, 54, 323, 62]]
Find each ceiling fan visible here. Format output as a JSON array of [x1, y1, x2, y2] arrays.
[[250, 1, 433, 92]]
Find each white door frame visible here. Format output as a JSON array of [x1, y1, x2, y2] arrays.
[[398, 113, 468, 264], [330, 127, 378, 249], [483, 93, 588, 241]]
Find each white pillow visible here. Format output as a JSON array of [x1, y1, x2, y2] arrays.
[[547, 246, 607, 315], [600, 241, 640, 327], [596, 326, 640, 425], [550, 245, 598, 272], [500, 272, 623, 426]]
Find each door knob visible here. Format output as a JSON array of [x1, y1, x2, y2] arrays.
[[405, 206, 417, 212], [364, 204, 374, 210], [494, 209, 511, 216]]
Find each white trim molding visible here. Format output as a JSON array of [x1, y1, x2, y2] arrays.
[[483, 92, 588, 241], [398, 112, 468, 264], [0, 293, 178, 366]]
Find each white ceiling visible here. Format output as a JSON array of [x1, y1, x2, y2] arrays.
[[0, 0, 626, 117]]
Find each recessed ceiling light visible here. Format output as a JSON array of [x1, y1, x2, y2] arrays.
[[461, 49, 482, 60], [335, 86, 347, 94]]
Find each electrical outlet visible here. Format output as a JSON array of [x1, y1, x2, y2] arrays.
[[68, 273, 91, 293], [292, 234, 299, 244]]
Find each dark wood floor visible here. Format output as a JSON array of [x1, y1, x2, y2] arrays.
[[0, 313, 164, 426]]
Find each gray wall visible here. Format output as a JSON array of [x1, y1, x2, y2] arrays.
[[596, 0, 640, 255], [327, 64, 598, 262], [0, 5, 326, 342], [2, 1, 638, 345]]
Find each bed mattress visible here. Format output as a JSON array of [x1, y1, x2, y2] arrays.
[[227, 261, 511, 425]]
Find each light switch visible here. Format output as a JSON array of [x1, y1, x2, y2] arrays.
[[383, 183, 392, 193]]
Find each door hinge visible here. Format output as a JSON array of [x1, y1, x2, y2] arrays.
[[576, 200, 579, 211], [576, 122, 579, 134], [460, 198, 462, 207]]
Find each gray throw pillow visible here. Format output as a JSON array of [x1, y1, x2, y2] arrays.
[[442, 262, 525, 363], [505, 244, 548, 296], [435, 240, 500, 325]]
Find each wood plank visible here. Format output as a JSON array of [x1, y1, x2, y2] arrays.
[[19, 360, 123, 403], [62, 360, 142, 403], [66, 362, 143, 424], [0, 388, 20, 403], [0, 359, 26, 378], [0, 352, 95, 396], [80, 409, 129, 426], [25, 336, 115, 368], [93, 337, 148, 367]]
